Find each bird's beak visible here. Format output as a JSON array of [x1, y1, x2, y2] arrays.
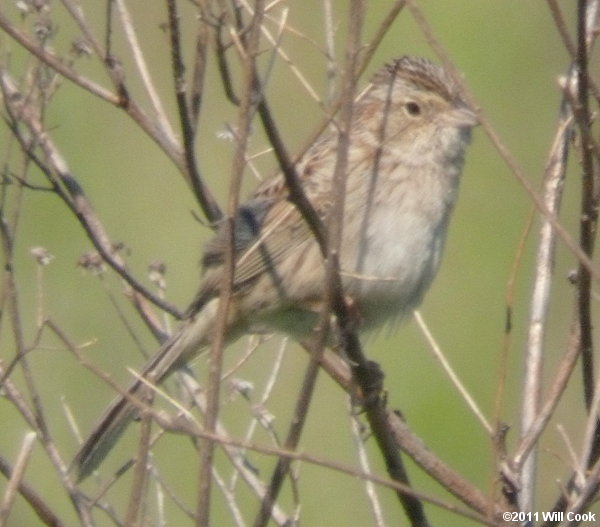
[[442, 105, 479, 129]]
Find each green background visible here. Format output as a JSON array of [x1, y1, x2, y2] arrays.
[[1, 1, 597, 526]]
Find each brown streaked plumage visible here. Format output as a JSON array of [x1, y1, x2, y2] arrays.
[[73, 56, 477, 480]]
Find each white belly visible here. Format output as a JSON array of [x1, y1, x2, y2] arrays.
[[340, 166, 457, 329]]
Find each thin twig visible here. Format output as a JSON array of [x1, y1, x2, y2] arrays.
[[387, 410, 511, 519], [254, 3, 370, 525], [519, 86, 574, 512], [0, 453, 67, 527], [333, 13, 432, 527], [189, 3, 211, 123], [574, 0, 598, 412], [322, 0, 337, 104], [0, 432, 37, 527], [230, 337, 288, 490], [153, 404, 504, 526], [405, 0, 600, 286], [237, 0, 322, 104], [0, 5, 187, 174], [0, 357, 94, 525], [123, 392, 153, 526], [0, 8, 117, 103], [179, 372, 293, 526], [578, 360, 600, 486], [414, 311, 493, 434], [196, 2, 265, 524], [356, 1, 407, 80], [349, 408, 387, 527], [0, 70, 183, 319], [114, 0, 178, 145], [547, 0, 600, 103], [166, 0, 222, 224]]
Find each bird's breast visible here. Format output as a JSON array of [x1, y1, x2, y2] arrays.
[[340, 163, 458, 329]]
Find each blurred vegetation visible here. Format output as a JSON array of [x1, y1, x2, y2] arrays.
[[1, 1, 599, 526]]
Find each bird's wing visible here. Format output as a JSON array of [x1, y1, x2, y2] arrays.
[[187, 196, 324, 314]]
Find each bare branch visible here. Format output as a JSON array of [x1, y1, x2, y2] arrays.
[[0, 432, 37, 527], [0, 449, 67, 527], [166, 0, 222, 223], [406, 0, 600, 286], [0, 70, 183, 319], [520, 81, 575, 511], [415, 311, 493, 434]]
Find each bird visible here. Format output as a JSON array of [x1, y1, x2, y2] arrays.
[[73, 55, 478, 481]]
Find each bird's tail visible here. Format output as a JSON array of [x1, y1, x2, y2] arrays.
[[73, 300, 221, 481]]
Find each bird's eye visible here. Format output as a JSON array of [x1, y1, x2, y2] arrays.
[[404, 101, 422, 116]]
